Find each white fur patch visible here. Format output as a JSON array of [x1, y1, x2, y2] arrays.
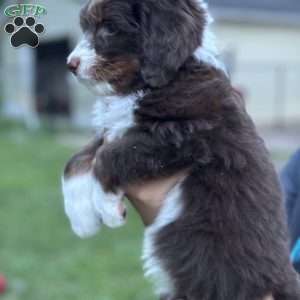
[[91, 181, 126, 228], [62, 173, 102, 238], [92, 93, 140, 142], [67, 35, 115, 96], [194, 0, 227, 74], [62, 172, 126, 238], [142, 183, 183, 297]]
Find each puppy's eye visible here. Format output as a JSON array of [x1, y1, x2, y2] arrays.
[[102, 23, 119, 36]]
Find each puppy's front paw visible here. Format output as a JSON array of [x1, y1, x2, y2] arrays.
[[91, 177, 127, 228], [94, 147, 122, 192], [62, 173, 102, 238]]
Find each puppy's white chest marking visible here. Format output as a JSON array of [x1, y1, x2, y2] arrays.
[[92, 94, 139, 142], [142, 184, 183, 297]]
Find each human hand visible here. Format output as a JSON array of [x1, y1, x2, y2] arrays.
[[125, 172, 186, 226]]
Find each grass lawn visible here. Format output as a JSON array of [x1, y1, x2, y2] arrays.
[[0, 125, 154, 300]]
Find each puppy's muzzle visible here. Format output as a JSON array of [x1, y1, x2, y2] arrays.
[[67, 57, 81, 75]]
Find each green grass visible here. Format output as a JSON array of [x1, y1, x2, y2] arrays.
[[0, 126, 154, 300]]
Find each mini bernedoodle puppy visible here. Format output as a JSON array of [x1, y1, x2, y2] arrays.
[[62, 0, 300, 299]]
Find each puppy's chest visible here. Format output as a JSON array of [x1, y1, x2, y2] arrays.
[[92, 94, 138, 142]]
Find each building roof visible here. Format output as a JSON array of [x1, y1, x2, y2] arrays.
[[208, 0, 300, 26]]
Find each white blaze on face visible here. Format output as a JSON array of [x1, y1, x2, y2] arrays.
[[67, 35, 115, 96]]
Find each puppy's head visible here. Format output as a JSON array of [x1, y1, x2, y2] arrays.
[[67, 0, 207, 93]]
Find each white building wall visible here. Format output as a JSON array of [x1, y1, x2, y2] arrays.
[[213, 22, 300, 126]]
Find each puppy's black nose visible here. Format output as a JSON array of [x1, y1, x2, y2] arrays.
[[67, 57, 80, 75]]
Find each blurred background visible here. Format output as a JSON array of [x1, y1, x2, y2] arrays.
[[0, 0, 299, 299]]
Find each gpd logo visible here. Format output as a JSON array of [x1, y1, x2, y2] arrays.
[[4, 4, 47, 48]]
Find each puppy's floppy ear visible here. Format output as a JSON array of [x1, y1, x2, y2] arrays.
[[139, 0, 205, 87]]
